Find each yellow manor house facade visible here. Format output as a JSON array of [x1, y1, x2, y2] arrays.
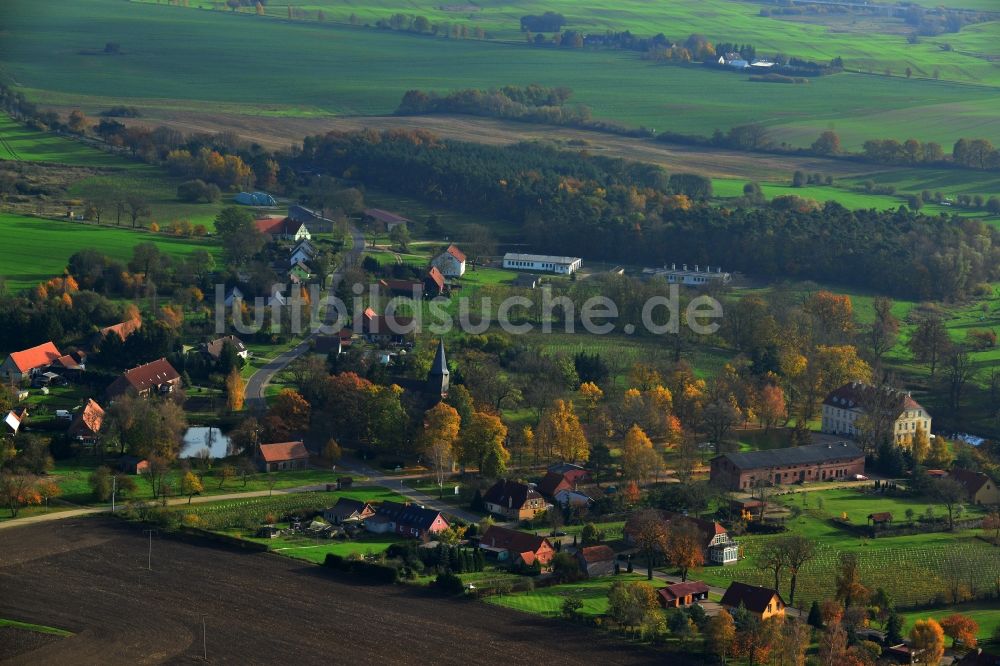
[[821, 382, 932, 445]]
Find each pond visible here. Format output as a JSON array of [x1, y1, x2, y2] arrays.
[[180, 426, 231, 459]]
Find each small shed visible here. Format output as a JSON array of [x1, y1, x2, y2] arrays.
[[658, 581, 710, 608], [575, 545, 616, 577], [868, 512, 893, 527], [118, 456, 150, 475]]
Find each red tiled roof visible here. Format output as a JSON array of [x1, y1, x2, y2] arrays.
[[949, 468, 993, 496], [577, 545, 615, 563], [254, 216, 292, 235], [52, 354, 82, 370], [445, 244, 466, 263], [7, 342, 62, 373], [426, 266, 445, 292], [480, 525, 551, 556], [259, 441, 309, 463], [537, 471, 573, 497], [659, 581, 710, 602], [106, 358, 180, 398], [823, 382, 924, 415], [68, 399, 104, 437], [100, 319, 141, 342]]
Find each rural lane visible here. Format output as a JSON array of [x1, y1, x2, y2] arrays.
[[245, 221, 365, 410]]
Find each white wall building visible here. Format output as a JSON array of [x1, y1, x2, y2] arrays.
[[643, 263, 731, 286], [503, 253, 582, 275], [431, 244, 467, 277]]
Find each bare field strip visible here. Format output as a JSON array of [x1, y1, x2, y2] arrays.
[[0, 518, 670, 665]]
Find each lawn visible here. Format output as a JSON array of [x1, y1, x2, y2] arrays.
[[5, 0, 1000, 149], [0, 213, 220, 293], [0, 114, 130, 167], [255, 531, 402, 564], [0, 618, 74, 637], [899, 603, 1000, 645], [487, 573, 666, 618]]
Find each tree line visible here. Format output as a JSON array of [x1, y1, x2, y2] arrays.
[[296, 129, 999, 300]]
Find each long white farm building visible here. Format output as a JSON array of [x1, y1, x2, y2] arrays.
[[503, 253, 582, 275]]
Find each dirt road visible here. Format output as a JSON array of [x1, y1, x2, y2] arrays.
[[0, 518, 670, 664]]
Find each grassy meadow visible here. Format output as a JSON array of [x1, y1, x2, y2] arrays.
[[0, 213, 220, 293], [0, 115, 128, 167], [2, 0, 999, 149]]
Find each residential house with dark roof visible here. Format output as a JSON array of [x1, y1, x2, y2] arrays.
[[68, 399, 104, 443], [363, 208, 409, 231], [710, 442, 865, 491], [479, 525, 554, 568], [658, 581, 710, 608], [482, 480, 548, 521], [949, 469, 1000, 505], [821, 381, 931, 446], [575, 545, 616, 577], [720, 582, 785, 619], [323, 497, 375, 525], [366, 501, 448, 539], [105, 358, 181, 401], [202, 335, 249, 362], [289, 240, 316, 266], [360, 307, 415, 346], [255, 441, 310, 472], [0, 342, 63, 383], [431, 244, 466, 277], [286, 205, 333, 233], [624, 510, 738, 565]]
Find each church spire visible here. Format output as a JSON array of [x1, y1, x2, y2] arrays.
[[428, 338, 450, 397]]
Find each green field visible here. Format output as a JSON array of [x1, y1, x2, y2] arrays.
[[249, 531, 401, 563], [486, 573, 667, 618], [0, 213, 220, 293], [0, 618, 74, 637], [0, 115, 130, 167], [899, 603, 1000, 645], [3, 0, 1000, 149]]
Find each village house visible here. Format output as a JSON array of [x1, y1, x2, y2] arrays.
[[537, 463, 590, 499], [105, 358, 181, 401], [254, 216, 311, 242], [948, 469, 1000, 506], [360, 307, 416, 346], [502, 253, 582, 275], [323, 497, 376, 525], [575, 545, 616, 577], [0, 341, 63, 384], [482, 479, 548, 521], [288, 261, 312, 284], [554, 489, 593, 509], [720, 582, 786, 620], [658, 581, 710, 609], [710, 442, 865, 491], [365, 501, 448, 539], [289, 240, 316, 266], [424, 266, 446, 298], [821, 382, 932, 446], [431, 244, 467, 277], [363, 208, 410, 231], [93, 319, 141, 349], [642, 263, 731, 286], [202, 335, 249, 362], [4, 407, 27, 435], [67, 398, 104, 443], [479, 525, 555, 568], [624, 510, 739, 565], [255, 441, 310, 472], [224, 286, 244, 307]]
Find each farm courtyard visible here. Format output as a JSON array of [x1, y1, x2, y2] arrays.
[[0, 518, 671, 664]]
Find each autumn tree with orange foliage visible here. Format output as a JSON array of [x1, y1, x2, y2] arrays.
[[630, 509, 667, 580], [803, 290, 855, 342], [225, 368, 245, 411], [665, 520, 705, 581], [263, 389, 311, 441], [0, 473, 42, 517], [536, 399, 589, 463], [939, 614, 978, 649], [577, 381, 603, 422], [910, 619, 945, 666]]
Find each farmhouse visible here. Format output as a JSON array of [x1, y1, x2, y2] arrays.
[[105, 358, 181, 401], [286, 204, 334, 233], [366, 501, 448, 539], [0, 341, 63, 383], [255, 441, 309, 472], [431, 244, 466, 277], [710, 442, 865, 491], [67, 398, 104, 442], [95, 319, 141, 347], [720, 582, 785, 619], [575, 545, 616, 577], [360, 307, 415, 345], [323, 498, 375, 525], [821, 382, 932, 445], [289, 240, 316, 266], [479, 525, 555, 567], [624, 510, 738, 565], [255, 216, 311, 242], [948, 469, 1000, 506], [482, 479, 548, 521], [202, 335, 249, 361], [642, 263, 731, 286], [363, 208, 410, 231], [502, 253, 582, 275], [658, 581, 710, 609]]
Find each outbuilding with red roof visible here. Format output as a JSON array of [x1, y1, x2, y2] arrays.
[[431, 244, 467, 277], [1, 341, 63, 383], [256, 441, 310, 472]]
